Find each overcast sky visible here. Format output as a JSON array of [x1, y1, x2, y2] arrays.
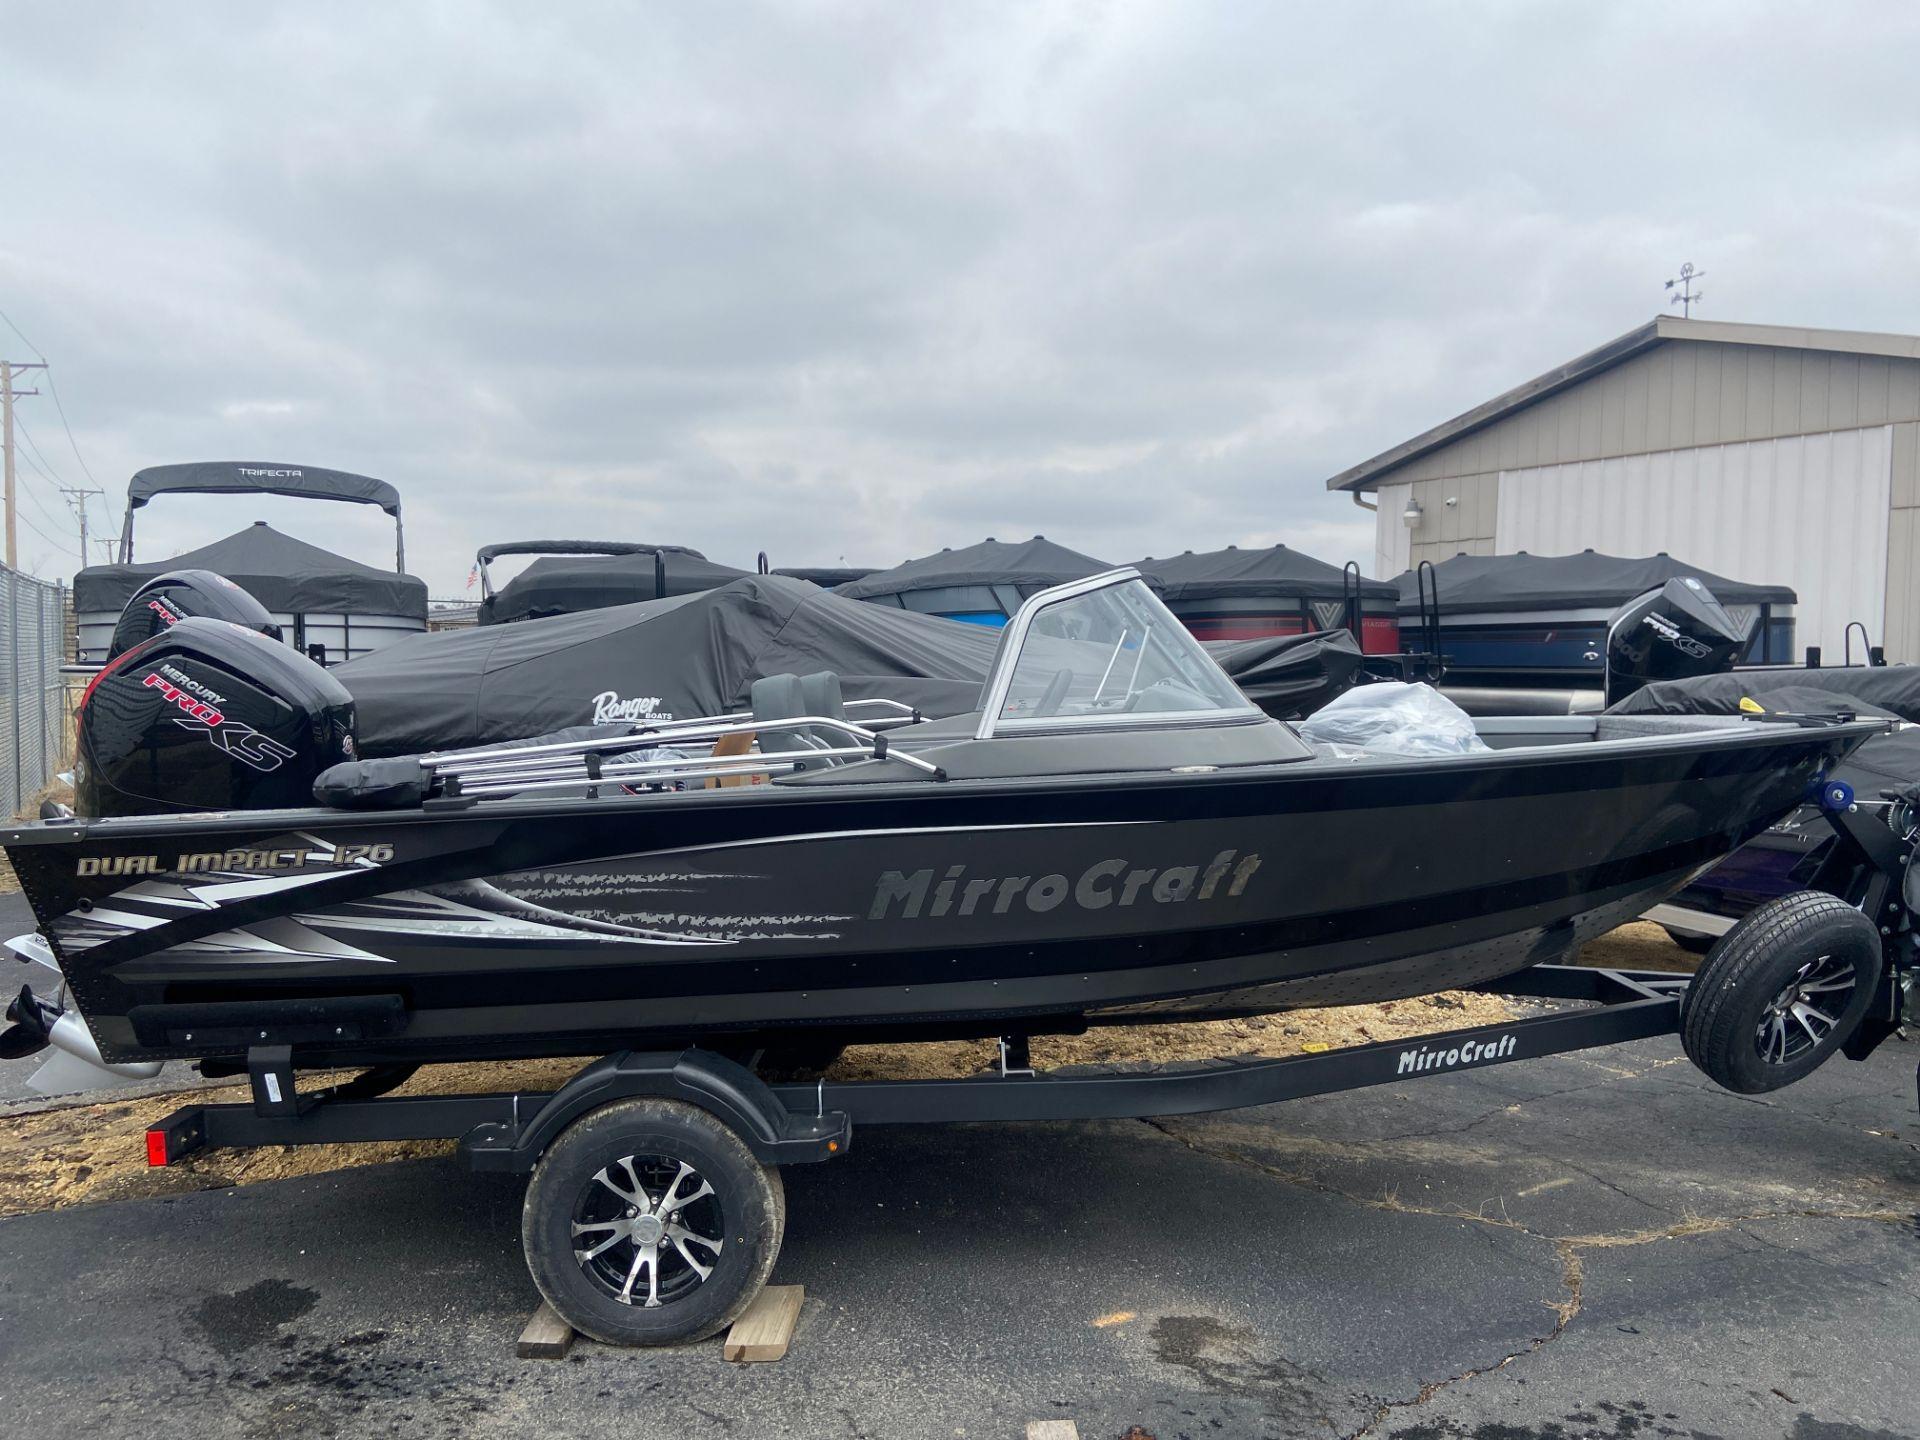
[[3, 2, 1917, 594]]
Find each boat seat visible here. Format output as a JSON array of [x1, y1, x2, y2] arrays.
[[798, 671, 846, 726], [750, 672, 846, 769]]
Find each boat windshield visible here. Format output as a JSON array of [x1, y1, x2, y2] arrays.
[[978, 570, 1258, 737]]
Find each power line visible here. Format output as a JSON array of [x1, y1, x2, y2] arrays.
[[12, 450, 71, 531], [0, 303, 103, 488], [10, 417, 83, 540], [3, 358, 48, 569], [14, 415, 74, 490]]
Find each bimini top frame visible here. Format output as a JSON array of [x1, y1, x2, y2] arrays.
[[119, 461, 409, 572]]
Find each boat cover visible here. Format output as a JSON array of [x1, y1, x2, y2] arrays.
[[1134, 544, 1396, 602], [74, 522, 428, 618], [1608, 666, 1920, 725], [773, 566, 877, 588], [1396, 550, 1797, 615], [126, 461, 403, 517], [477, 545, 750, 624], [335, 575, 1361, 756], [834, 536, 1111, 600], [1204, 629, 1362, 718]]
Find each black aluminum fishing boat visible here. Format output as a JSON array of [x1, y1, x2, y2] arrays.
[[4, 567, 1903, 1348], [2, 569, 1880, 1074]]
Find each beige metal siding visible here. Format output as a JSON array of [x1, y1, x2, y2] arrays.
[[1375, 473, 1502, 575], [1885, 420, 1920, 661], [1380, 343, 1920, 485], [1493, 427, 1894, 660]]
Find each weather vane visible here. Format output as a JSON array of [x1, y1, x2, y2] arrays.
[[1664, 261, 1704, 317]]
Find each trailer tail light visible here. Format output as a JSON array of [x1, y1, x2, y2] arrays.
[[1360, 616, 1402, 655], [145, 1128, 172, 1167]]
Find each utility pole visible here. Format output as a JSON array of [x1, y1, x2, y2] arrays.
[[2, 360, 48, 570], [62, 485, 105, 564]]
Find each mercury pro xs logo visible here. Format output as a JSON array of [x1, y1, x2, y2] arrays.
[[870, 849, 1262, 921], [146, 597, 184, 627], [1641, 612, 1714, 659], [141, 667, 297, 773], [1396, 1032, 1518, 1076]]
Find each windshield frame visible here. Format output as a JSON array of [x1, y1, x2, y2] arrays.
[[974, 568, 1265, 740]]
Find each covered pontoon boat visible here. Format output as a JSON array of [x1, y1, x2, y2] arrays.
[[76, 524, 427, 666], [1399, 549, 1797, 712], [1134, 543, 1401, 653], [75, 462, 427, 666], [836, 536, 1110, 626], [474, 541, 751, 625]]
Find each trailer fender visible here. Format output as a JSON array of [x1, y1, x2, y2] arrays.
[[462, 1048, 849, 1172]]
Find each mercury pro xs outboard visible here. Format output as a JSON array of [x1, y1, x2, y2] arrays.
[[75, 616, 355, 818], [104, 568, 283, 661], [1601, 577, 1748, 708]]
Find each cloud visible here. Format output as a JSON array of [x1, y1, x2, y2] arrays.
[[1, 1, 1916, 592]]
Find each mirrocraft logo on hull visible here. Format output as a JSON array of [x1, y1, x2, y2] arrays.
[[870, 849, 1262, 920]]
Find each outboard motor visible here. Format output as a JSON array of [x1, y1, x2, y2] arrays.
[[1603, 577, 1747, 707], [107, 569, 282, 662], [76, 617, 355, 817]]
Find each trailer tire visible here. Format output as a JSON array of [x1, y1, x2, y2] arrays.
[[522, 1097, 786, 1347], [1680, 891, 1881, 1094]]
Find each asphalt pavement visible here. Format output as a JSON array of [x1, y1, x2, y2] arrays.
[[2, 1028, 1915, 1439]]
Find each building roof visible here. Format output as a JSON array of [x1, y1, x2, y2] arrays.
[[1326, 315, 1920, 493]]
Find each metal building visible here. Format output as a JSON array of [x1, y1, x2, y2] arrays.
[[1326, 317, 1920, 660]]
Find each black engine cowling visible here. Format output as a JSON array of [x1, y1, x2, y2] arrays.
[[1603, 577, 1747, 707], [107, 569, 283, 662], [77, 617, 355, 817]]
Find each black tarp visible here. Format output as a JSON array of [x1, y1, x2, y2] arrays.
[[1608, 666, 1920, 725], [1134, 545, 1396, 602], [127, 461, 402, 518], [339, 576, 1003, 755], [476, 544, 751, 625], [773, 566, 877, 588], [335, 575, 1357, 756], [1206, 629, 1363, 717], [74, 521, 428, 618], [834, 536, 1111, 601], [1396, 550, 1797, 615]]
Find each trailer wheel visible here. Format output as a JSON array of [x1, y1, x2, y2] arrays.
[[522, 1097, 786, 1346], [1680, 891, 1882, 1094]]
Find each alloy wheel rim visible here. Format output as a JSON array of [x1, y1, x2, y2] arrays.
[[1753, 952, 1855, 1066], [570, 1154, 726, 1308]]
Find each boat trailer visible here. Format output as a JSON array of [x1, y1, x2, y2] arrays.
[[144, 963, 1695, 1171], [125, 765, 1917, 1346]]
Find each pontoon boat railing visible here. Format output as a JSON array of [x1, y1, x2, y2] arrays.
[[424, 710, 943, 799]]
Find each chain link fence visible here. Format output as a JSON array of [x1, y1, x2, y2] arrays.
[[1, 563, 72, 818]]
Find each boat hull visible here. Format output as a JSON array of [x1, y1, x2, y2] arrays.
[[3, 723, 1868, 1068]]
